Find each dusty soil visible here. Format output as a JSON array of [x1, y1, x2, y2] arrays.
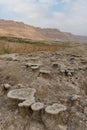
[[0, 44, 87, 130]]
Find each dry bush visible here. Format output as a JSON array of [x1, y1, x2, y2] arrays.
[[0, 41, 70, 54]]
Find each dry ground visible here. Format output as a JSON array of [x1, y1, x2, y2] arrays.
[[0, 42, 87, 130]]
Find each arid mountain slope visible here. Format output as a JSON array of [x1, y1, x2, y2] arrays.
[[0, 19, 87, 42], [0, 19, 47, 40]]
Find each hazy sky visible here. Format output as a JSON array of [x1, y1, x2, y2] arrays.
[[0, 0, 87, 35]]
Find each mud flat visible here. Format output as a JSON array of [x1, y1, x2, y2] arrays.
[[0, 44, 87, 130]]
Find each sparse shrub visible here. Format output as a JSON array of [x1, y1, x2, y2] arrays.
[[2, 44, 11, 54], [0, 36, 71, 54]]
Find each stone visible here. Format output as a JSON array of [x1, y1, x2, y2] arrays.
[[3, 83, 11, 90]]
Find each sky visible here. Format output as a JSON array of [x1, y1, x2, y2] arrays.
[[0, 0, 87, 36]]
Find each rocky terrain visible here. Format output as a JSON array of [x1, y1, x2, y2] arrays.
[[0, 19, 87, 42], [0, 43, 87, 130]]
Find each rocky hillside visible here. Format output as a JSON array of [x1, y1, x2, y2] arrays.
[[0, 19, 87, 42]]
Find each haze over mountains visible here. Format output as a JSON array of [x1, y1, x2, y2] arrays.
[[0, 19, 87, 42]]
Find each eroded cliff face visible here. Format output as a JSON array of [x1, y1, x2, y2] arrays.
[[0, 19, 87, 42], [0, 44, 87, 130]]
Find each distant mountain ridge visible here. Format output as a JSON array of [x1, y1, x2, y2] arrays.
[[0, 19, 87, 42]]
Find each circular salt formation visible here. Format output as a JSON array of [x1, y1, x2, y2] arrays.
[[7, 88, 36, 101], [18, 97, 35, 107], [39, 69, 51, 74], [71, 94, 81, 101], [25, 62, 42, 68], [31, 102, 44, 120], [31, 66, 40, 70], [45, 103, 67, 114], [31, 102, 44, 111]]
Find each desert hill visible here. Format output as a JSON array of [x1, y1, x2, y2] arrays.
[[0, 19, 87, 42]]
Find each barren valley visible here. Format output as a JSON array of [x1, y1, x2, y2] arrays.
[[0, 19, 87, 130]]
